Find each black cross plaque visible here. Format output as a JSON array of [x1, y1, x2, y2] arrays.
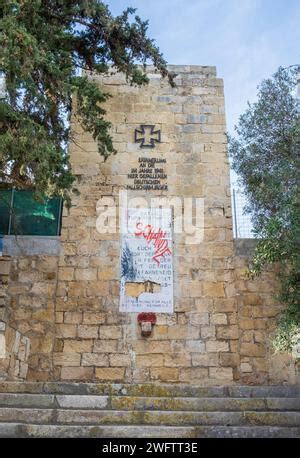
[[134, 125, 161, 148]]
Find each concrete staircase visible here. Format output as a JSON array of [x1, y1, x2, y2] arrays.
[[0, 382, 299, 438]]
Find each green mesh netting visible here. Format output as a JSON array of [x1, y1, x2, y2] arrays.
[[0, 189, 12, 235], [0, 189, 62, 236]]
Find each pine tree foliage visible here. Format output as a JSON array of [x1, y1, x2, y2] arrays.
[[0, 1, 173, 201], [229, 67, 300, 352]]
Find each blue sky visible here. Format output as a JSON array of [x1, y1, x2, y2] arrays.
[[108, 0, 300, 134]]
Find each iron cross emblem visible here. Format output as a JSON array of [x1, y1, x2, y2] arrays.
[[134, 125, 161, 148]]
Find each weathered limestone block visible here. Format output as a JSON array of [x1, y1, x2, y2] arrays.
[[211, 313, 227, 325], [150, 367, 179, 382], [77, 325, 99, 339], [82, 312, 106, 324], [192, 353, 218, 367], [132, 340, 172, 354], [203, 282, 225, 297], [53, 353, 81, 366], [109, 354, 131, 367], [99, 326, 122, 340], [206, 341, 229, 352], [64, 312, 83, 324], [240, 343, 266, 357], [179, 368, 209, 382], [81, 353, 109, 367], [209, 367, 233, 382], [61, 367, 93, 380], [216, 325, 239, 340], [63, 340, 93, 353], [57, 324, 77, 339], [136, 355, 164, 367], [58, 267, 75, 281], [164, 353, 191, 367], [95, 367, 125, 381]]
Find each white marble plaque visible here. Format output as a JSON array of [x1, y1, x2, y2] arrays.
[[120, 207, 173, 313]]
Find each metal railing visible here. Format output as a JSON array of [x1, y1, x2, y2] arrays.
[[232, 188, 255, 239]]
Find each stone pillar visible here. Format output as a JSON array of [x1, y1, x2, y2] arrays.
[[55, 65, 239, 384]]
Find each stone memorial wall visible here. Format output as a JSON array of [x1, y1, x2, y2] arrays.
[[0, 65, 298, 385]]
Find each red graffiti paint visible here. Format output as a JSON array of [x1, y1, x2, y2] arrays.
[[135, 221, 172, 266]]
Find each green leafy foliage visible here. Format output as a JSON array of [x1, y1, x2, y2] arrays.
[[229, 66, 300, 352], [0, 1, 173, 203]]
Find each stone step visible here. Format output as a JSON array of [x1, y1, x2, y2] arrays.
[[0, 383, 299, 438], [0, 393, 299, 411], [0, 408, 299, 426], [0, 382, 299, 398], [0, 423, 299, 438]]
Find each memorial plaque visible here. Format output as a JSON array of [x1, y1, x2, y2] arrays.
[[127, 157, 168, 191], [120, 207, 173, 313]]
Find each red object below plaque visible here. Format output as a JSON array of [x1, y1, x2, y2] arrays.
[[137, 312, 157, 325]]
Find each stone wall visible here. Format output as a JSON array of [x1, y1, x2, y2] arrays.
[[0, 321, 31, 381], [0, 66, 298, 385], [0, 256, 10, 323], [235, 240, 299, 385], [0, 252, 58, 381], [53, 65, 246, 384], [0, 256, 31, 380], [1, 239, 297, 384]]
